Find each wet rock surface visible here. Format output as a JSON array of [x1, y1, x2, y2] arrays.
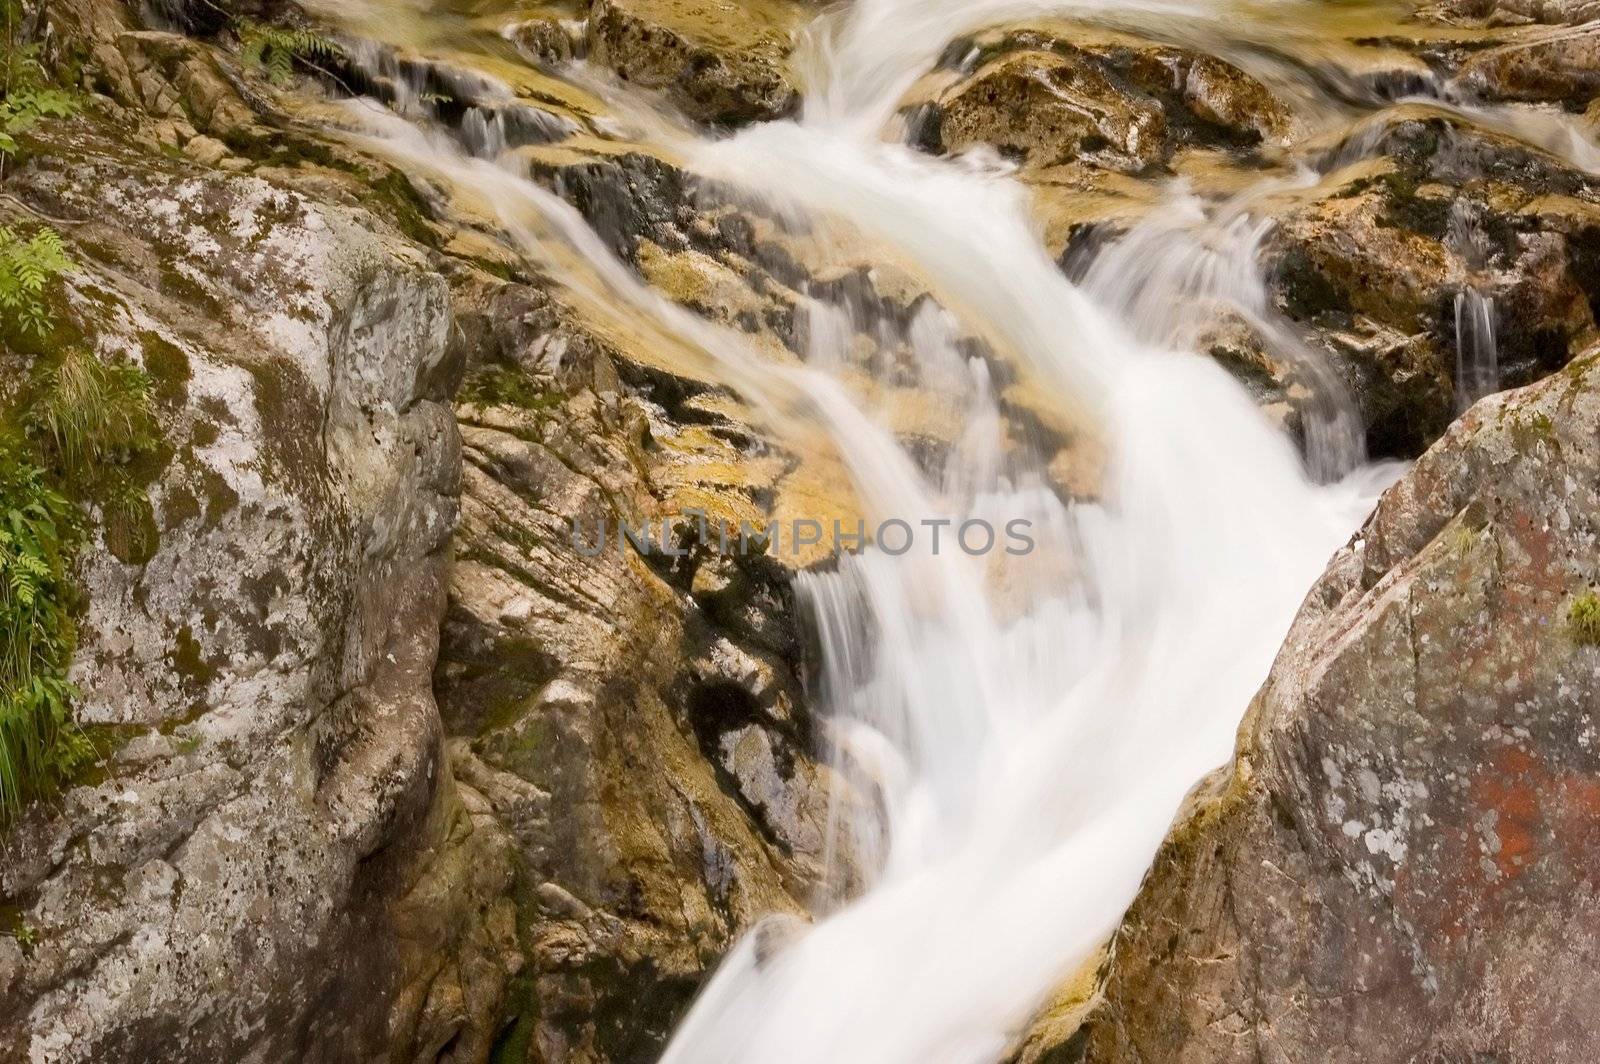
[[923, 29, 1289, 172], [433, 268, 836, 1061], [931, 18, 1600, 461], [1459, 28, 1600, 104], [585, 0, 804, 124], [933, 49, 1170, 171], [1263, 112, 1600, 456], [1422, 0, 1600, 21]]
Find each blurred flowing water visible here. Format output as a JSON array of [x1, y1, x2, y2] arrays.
[[303, 0, 1600, 1059]]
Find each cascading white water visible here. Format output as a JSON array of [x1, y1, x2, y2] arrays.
[[655, 128, 1393, 1064], [1076, 188, 1368, 482], [658, 6, 1399, 1063], [315, 2, 1445, 1061]]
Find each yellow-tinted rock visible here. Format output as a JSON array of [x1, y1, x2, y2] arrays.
[[936, 49, 1167, 170], [587, 0, 805, 123]]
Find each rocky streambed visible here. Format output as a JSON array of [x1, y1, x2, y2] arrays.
[[0, 0, 1597, 1061]]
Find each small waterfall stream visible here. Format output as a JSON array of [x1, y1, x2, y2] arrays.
[[1447, 201, 1502, 411], [1454, 289, 1500, 411], [303, 0, 1600, 1059]]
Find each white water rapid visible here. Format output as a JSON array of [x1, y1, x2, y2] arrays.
[[659, 10, 1397, 1062], [306, 1, 1483, 1060]]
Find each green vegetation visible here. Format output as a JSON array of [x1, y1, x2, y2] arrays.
[[0, 446, 92, 821], [0, 224, 73, 338], [0, 76, 73, 167], [238, 19, 345, 86], [0, 220, 155, 827], [0, 348, 158, 823], [2, 0, 79, 341], [0, 5, 170, 825], [1569, 592, 1600, 647], [1, 0, 78, 177], [25, 350, 158, 474], [460, 363, 562, 412]]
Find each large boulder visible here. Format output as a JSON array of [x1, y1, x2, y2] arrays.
[[1075, 351, 1600, 1062], [0, 137, 514, 1061]]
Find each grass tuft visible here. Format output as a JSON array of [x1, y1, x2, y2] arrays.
[[1569, 592, 1600, 647], [25, 350, 158, 474]]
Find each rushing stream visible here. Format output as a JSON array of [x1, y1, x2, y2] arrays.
[[292, 0, 1600, 1059]]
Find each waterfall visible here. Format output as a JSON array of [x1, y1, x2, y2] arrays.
[[321, 3, 1413, 1062], [656, 6, 1395, 1062], [1446, 201, 1501, 412], [1454, 289, 1499, 412], [662, 129, 1390, 1064]]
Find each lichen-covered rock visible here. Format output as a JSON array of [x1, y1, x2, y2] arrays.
[[585, 0, 803, 124], [0, 142, 511, 1062], [1074, 352, 1600, 1062]]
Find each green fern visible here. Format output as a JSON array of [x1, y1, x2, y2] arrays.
[[0, 351, 157, 825], [238, 20, 344, 86], [0, 85, 76, 155], [0, 446, 84, 824], [0, 225, 76, 339]]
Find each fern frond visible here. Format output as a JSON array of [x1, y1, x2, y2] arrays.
[[0, 40, 80, 158], [237, 20, 345, 86], [0, 224, 76, 339], [0, 445, 81, 824]]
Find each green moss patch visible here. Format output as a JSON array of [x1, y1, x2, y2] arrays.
[[459, 363, 563, 413]]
